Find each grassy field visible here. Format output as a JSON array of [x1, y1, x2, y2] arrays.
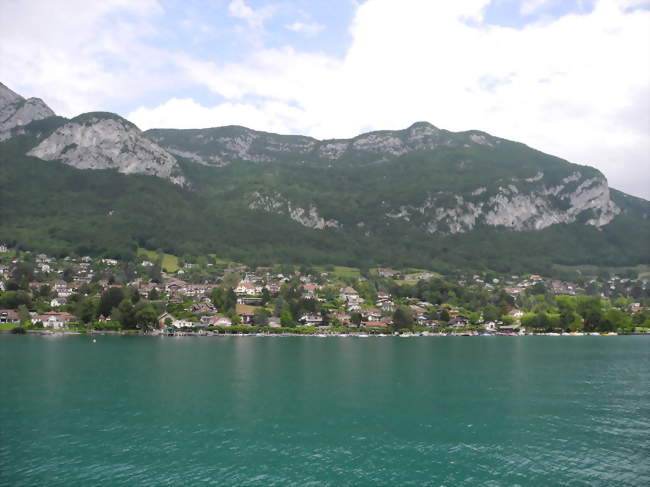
[[137, 248, 180, 273], [315, 265, 361, 280], [552, 263, 649, 279]]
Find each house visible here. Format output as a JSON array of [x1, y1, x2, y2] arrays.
[[448, 315, 470, 328], [377, 268, 396, 278], [340, 286, 360, 303], [328, 311, 350, 325], [165, 279, 187, 295], [508, 309, 524, 319], [235, 303, 257, 324], [50, 297, 67, 307], [377, 300, 395, 312], [265, 283, 281, 294], [213, 316, 233, 327], [53, 279, 68, 292], [362, 308, 382, 321], [158, 312, 175, 328], [0, 309, 20, 324], [235, 282, 262, 296], [300, 313, 323, 326], [172, 319, 194, 328], [35, 312, 78, 329]]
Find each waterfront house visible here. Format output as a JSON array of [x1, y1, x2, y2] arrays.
[[0, 309, 20, 324], [449, 316, 470, 328], [236, 303, 257, 324], [157, 312, 174, 328], [300, 313, 323, 326], [35, 312, 78, 329]]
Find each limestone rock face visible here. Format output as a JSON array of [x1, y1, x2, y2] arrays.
[[249, 191, 340, 230], [28, 113, 185, 185], [0, 82, 55, 140], [146, 122, 454, 165], [386, 173, 620, 234]]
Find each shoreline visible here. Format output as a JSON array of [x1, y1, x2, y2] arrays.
[[2, 329, 648, 338]]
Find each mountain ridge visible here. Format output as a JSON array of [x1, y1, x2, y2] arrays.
[[0, 81, 648, 272]]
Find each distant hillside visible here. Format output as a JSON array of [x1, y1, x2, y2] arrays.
[[0, 82, 648, 273]]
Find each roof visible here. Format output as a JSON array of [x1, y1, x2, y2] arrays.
[[362, 321, 389, 328], [235, 303, 258, 315]]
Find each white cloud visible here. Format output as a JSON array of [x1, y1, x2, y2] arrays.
[[1, 0, 648, 198], [285, 21, 325, 36], [129, 97, 305, 134], [130, 0, 649, 198], [228, 0, 275, 30], [520, 0, 556, 15], [0, 0, 173, 116]]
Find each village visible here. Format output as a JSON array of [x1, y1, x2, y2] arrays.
[[0, 243, 648, 336]]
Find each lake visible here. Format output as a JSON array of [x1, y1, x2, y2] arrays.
[[1, 335, 648, 486]]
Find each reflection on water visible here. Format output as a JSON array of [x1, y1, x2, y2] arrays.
[[1, 335, 649, 486]]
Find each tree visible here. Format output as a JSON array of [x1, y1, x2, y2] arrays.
[[603, 308, 632, 332], [577, 297, 603, 332], [17, 304, 30, 325], [483, 304, 500, 322], [113, 299, 136, 329], [75, 298, 97, 324], [98, 287, 125, 317], [280, 310, 293, 327], [135, 305, 158, 331], [439, 309, 450, 323], [393, 306, 414, 331], [38, 284, 52, 298], [62, 267, 74, 283], [253, 308, 269, 326], [350, 311, 362, 325]]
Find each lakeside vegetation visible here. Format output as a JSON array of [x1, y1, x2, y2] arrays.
[[1, 245, 648, 337]]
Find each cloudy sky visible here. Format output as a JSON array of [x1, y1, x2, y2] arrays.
[[1, 0, 649, 198]]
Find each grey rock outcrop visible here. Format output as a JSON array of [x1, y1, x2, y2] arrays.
[[28, 113, 185, 185], [386, 173, 620, 234], [249, 191, 340, 230], [0, 82, 55, 140]]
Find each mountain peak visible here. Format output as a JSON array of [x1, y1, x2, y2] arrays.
[[0, 82, 24, 109], [27, 110, 185, 186], [0, 82, 56, 140]]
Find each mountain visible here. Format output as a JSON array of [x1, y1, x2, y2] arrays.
[[0, 82, 55, 141], [147, 122, 622, 233], [28, 112, 185, 185], [0, 82, 648, 273]]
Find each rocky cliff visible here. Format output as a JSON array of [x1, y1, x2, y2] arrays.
[[148, 122, 623, 234], [0, 82, 55, 141], [27, 112, 185, 185]]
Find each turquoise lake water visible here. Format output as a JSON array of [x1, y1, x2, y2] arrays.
[[1, 335, 649, 486]]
